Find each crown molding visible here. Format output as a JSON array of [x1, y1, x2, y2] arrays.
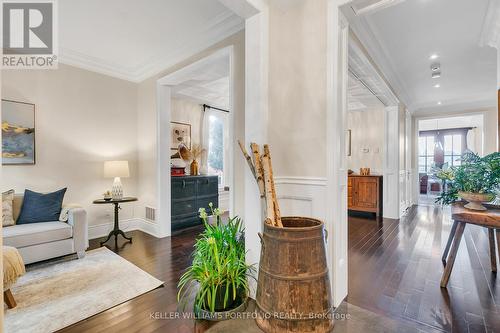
[[479, 0, 500, 49], [58, 11, 244, 82]]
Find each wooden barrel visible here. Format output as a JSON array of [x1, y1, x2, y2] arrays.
[[255, 217, 334, 333]]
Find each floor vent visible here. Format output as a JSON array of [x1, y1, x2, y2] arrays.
[[145, 206, 156, 221]]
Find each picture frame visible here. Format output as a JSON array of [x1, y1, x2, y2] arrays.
[[170, 121, 191, 151], [2, 99, 36, 165]]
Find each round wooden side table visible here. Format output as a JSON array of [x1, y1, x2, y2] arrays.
[[93, 197, 138, 247]]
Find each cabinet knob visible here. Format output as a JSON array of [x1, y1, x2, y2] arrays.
[[182, 180, 186, 188]]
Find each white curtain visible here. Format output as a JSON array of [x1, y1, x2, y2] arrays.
[[201, 107, 229, 186], [201, 107, 216, 175]]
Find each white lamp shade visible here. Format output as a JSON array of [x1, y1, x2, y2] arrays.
[[104, 160, 130, 178]]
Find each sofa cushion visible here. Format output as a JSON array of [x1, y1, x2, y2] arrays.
[[3, 222, 73, 248], [2, 189, 15, 227], [17, 188, 67, 224], [12, 195, 24, 222]]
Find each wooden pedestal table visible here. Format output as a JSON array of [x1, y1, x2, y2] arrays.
[[93, 197, 138, 248], [440, 203, 500, 288]]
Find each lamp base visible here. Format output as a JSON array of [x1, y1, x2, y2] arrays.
[[112, 177, 123, 200]]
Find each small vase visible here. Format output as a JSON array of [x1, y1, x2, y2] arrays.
[[459, 191, 495, 211], [190, 160, 199, 176]]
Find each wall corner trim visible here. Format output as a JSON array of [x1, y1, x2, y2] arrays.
[[88, 218, 159, 240]]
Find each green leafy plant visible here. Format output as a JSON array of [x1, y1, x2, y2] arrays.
[[436, 151, 500, 205], [177, 203, 255, 313]]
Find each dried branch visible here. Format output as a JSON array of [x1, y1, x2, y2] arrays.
[[250, 143, 266, 198], [264, 144, 282, 227], [238, 140, 256, 180]]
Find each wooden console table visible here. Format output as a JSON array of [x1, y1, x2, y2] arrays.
[[348, 175, 383, 218], [441, 203, 500, 287]]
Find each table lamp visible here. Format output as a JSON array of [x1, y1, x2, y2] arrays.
[[104, 160, 129, 199]]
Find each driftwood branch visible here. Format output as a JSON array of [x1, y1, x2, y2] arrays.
[[250, 143, 266, 198], [264, 144, 282, 227], [238, 140, 256, 180], [238, 141, 284, 227], [262, 154, 276, 226]]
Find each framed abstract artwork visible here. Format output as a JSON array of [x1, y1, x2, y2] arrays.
[[2, 99, 36, 165], [171, 121, 191, 151]]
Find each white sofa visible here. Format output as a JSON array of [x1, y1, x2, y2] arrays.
[[3, 194, 89, 264]]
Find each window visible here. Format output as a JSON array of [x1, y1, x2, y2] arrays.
[[444, 134, 462, 167], [207, 114, 225, 186], [419, 136, 435, 173]]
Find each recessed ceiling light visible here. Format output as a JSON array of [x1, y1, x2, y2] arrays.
[[434, 84, 441, 88], [430, 54, 439, 60], [431, 63, 440, 72], [432, 72, 441, 79], [437, 101, 442, 105]]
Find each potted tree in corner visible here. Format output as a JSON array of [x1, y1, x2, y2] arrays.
[[437, 151, 500, 210], [177, 204, 255, 320]]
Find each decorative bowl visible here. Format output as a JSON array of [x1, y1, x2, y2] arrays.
[[459, 191, 495, 211]]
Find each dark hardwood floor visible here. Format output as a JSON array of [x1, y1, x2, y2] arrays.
[[348, 205, 500, 333], [61, 204, 500, 332], [59, 227, 204, 333]]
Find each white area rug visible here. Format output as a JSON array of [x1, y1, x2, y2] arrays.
[[4, 247, 163, 333]]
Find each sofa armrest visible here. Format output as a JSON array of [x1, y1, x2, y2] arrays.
[[67, 207, 89, 254]]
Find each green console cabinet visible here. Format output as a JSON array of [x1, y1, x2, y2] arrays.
[[171, 175, 219, 230]]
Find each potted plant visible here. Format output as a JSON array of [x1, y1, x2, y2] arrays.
[[177, 203, 255, 320], [437, 151, 500, 210]]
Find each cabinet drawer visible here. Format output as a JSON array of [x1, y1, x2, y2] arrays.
[[197, 196, 219, 213], [197, 177, 218, 196], [172, 215, 201, 231], [172, 199, 197, 216], [171, 178, 196, 199]]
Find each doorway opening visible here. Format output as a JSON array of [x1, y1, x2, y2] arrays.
[[156, 47, 235, 236], [416, 114, 486, 206], [345, 29, 403, 221]]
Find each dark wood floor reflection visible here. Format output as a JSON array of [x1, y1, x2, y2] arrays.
[[348, 205, 500, 333], [61, 204, 500, 332]]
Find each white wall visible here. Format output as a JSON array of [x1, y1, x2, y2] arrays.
[[1, 64, 139, 227], [347, 107, 384, 174], [268, 0, 327, 178], [171, 97, 204, 147]]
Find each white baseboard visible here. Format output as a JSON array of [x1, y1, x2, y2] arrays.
[[88, 218, 159, 240]]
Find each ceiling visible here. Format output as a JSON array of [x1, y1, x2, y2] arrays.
[[348, 32, 397, 111], [348, 74, 385, 111], [171, 52, 230, 109], [59, 0, 243, 82], [343, 0, 497, 114]]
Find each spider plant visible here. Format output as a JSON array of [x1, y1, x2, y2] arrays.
[[436, 151, 500, 205], [177, 204, 255, 314]]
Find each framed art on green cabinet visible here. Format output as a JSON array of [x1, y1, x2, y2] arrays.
[[2, 99, 36, 165]]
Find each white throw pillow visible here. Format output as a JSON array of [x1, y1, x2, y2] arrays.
[[2, 189, 15, 227], [59, 203, 83, 222]]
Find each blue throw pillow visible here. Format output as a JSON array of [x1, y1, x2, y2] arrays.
[[17, 188, 67, 224]]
